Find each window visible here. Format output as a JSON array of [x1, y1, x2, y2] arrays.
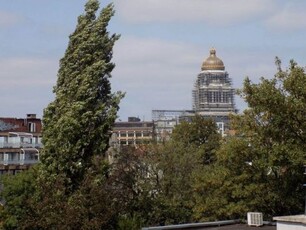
[[142, 132, 151, 137], [128, 132, 135, 138], [214, 91, 221, 103], [28, 122, 36, 132]]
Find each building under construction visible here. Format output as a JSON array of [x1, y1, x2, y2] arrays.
[[192, 48, 237, 133], [152, 48, 237, 136]]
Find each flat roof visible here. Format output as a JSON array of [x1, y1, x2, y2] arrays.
[[274, 215, 306, 224], [142, 221, 276, 230]]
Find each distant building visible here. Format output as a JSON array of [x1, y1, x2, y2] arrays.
[[152, 110, 194, 141], [110, 117, 154, 147], [0, 114, 42, 175], [153, 48, 237, 137], [192, 48, 237, 132]]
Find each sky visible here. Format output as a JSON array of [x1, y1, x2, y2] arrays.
[[0, 0, 306, 121]]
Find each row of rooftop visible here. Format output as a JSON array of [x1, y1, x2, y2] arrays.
[[1, 49, 304, 229], [1, 49, 237, 173], [1, 113, 305, 230], [0, 111, 231, 175]]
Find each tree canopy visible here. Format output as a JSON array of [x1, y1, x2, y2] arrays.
[[41, 0, 123, 192], [1, 3, 305, 226], [192, 59, 306, 221], [1, 1, 123, 229]]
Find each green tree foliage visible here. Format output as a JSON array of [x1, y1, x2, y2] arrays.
[[0, 167, 37, 229], [193, 59, 306, 221], [109, 146, 157, 227], [26, 0, 123, 228], [193, 137, 269, 221], [234, 59, 306, 216], [153, 117, 220, 225], [171, 115, 221, 164], [113, 116, 222, 227], [0, 1, 123, 229], [23, 157, 123, 229], [41, 0, 123, 191]]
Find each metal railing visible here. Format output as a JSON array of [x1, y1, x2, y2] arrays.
[[0, 159, 39, 165], [142, 220, 240, 230], [0, 142, 42, 148]]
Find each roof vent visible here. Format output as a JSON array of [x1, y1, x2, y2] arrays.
[[247, 212, 263, 226]]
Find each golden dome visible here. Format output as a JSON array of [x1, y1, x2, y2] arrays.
[[201, 48, 225, 71]]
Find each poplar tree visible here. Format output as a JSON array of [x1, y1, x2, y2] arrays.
[[40, 0, 122, 191]]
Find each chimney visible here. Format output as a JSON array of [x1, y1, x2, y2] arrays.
[[128, 117, 141, 122], [27, 114, 36, 119]]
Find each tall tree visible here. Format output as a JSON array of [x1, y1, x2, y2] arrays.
[[12, 1, 124, 228], [232, 59, 306, 217], [193, 59, 306, 221], [40, 0, 123, 191]]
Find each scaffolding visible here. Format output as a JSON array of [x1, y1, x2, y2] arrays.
[[192, 70, 236, 113], [151, 110, 194, 121]]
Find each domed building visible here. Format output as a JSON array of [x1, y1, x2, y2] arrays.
[[192, 48, 237, 134], [152, 48, 237, 139]]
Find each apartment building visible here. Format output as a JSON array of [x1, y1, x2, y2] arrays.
[[110, 117, 154, 147], [0, 114, 42, 174]]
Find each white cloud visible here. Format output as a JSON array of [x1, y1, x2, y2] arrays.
[[0, 57, 58, 118], [111, 36, 285, 119], [0, 11, 23, 28], [0, 58, 58, 87], [114, 0, 276, 25], [266, 4, 306, 31], [111, 36, 204, 119]]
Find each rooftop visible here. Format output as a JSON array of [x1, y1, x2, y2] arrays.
[[273, 214, 306, 224], [200, 223, 276, 230], [142, 220, 276, 230]]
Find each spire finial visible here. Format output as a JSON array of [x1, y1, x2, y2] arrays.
[[210, 48, 216, 56]]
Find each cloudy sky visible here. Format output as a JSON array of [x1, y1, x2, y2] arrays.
[[0, 0, 305, 121]]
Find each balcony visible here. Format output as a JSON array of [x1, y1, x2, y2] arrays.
[[0, 149, 39, 166], [0, 142, 42, 149], [0, 159, 39, 165], [0, 134, 42, 149]]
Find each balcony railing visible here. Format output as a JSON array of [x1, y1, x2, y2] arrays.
[[0, 159, 39, 165], [0, 142, 42, 148], [0, 135, 42, 148], [0, 149, 40, 166]]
